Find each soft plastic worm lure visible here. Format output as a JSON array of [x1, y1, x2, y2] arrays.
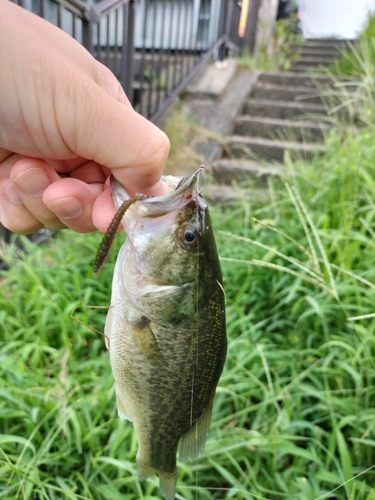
[[93, 194, 147, 274]]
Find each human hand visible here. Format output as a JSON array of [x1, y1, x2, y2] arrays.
[[0, 0, 170, 234]]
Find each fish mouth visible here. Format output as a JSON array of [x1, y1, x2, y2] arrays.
[[111, 166, 206, 216]]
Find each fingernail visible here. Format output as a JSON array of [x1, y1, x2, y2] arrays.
[[3, 183, 23, 205], [47, 197, 83, 220], [14, 168, 51, 198]]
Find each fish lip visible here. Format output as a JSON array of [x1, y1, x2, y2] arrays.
[[111, 166, 204, 212]]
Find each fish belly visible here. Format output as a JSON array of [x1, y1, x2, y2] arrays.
[[108, 302, 225, 499], [105, 249, 226, 500]]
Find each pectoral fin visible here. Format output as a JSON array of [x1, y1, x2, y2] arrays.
[[115, 386, 132, 421], [130, 317, 163, 365], [178, 402, 213, 463]]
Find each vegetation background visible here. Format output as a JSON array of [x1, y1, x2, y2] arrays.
[[2, 17, 375, 500]]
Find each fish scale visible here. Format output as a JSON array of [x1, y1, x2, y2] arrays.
[[104, 170, 227, 499]]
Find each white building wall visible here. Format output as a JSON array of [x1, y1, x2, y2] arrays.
[[300, 0, 375, 39]]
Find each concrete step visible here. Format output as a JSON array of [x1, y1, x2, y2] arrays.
[[185, 58, 238, 99], [251, 82, 326, 104], [299, 45, 345, 57], [205, 184, 269, 204], [293, 57, 336, 67], [211, 158, 281, 184], [253, 83, 355, 109], [226, 135, 326, 162], [290, 65, 328, 73], [302, 38, 354, 47], [234, 115, 332, 142], [299, 48, 343, 58], [243, 98, 328, 119], [258, 71, 334, 87]]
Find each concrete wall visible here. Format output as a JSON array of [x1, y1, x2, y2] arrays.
[[254, 0, 279, 56]]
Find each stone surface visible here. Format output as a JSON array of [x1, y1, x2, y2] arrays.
[[226, 135, 326, 162], [183, 69, 260, 163], [293, 56, 336, 67], [205, 184, 269, 204], [244, 98, 327, 119], [233, 115, 332, 142], [258, 71, 334, 87], [252, 83, 326, 104], [181, 37, 355, 200], [185, 58, 239, 100], [212, 159, 282, 184]]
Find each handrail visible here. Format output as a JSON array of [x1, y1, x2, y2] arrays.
[[9, 0, 256, 121], [90, 0, 129, 19], [62, 0, 87, 16], [44, 0, 87, 18], [3, 0, 260, 244], [47, 0, 130, 22]]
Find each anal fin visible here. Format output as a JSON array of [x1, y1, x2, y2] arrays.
[[178, 402, 213, 463], [115, 386, 132, 421]]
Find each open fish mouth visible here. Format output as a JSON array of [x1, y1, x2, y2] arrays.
[[93, 168, 205, 274], [111, 166, 206, 217]]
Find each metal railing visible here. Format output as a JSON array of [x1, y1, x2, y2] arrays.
[[12, 0, 251, 121], [2, 0, 259, 245]]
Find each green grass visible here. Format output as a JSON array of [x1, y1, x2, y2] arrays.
[[4, 22, 375, 500], [238, 16, 302, 72], [3, 127, 375, 499], [328, 16, 375, 77]]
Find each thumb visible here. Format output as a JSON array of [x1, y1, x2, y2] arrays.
[[59, 80, 170, 196]]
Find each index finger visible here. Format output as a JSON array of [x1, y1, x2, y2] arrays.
[[58, 83, 170, 197]]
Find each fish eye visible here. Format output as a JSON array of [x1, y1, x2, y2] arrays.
[[178, 224, 199, 249], [184, 230, 196, 243]]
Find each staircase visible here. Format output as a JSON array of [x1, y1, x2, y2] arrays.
[[208, 38, 354, 199], [292, 38, 354, 72]]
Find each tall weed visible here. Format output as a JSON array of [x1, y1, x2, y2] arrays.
[[3, 129, 375, 497], [329, 16, 375, 77], [4, 24, 375, 499]]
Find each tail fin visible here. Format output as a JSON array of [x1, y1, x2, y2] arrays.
[[136, 455, 153, 481], [137, 455, 177, 500], [158, 471, 177, 500]]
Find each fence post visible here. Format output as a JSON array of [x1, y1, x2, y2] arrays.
[[217, 0, 229, 61], [243, 0, 261, 55], [0, 225, 11, 244], [82, 4, 103, 55], [120, 0, 135, 102], [82, 18, 94, 54]]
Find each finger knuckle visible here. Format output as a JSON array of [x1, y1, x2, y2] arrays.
[[143, 130, 170, 170]]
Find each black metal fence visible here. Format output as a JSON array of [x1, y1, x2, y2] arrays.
[[1, 0, 259, 244], [11, 0, 250, 121]]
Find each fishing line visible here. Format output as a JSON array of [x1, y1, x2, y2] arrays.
[[313, 463, 375, 500], [179, 461, 375, 498], [194, 169, 201, 500], [179, 485, 272, 499], [197, 164, 207, 196], [70, 305, 112, 348]]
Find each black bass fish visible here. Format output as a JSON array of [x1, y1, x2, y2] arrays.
[[101, 170, 226, 499]]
